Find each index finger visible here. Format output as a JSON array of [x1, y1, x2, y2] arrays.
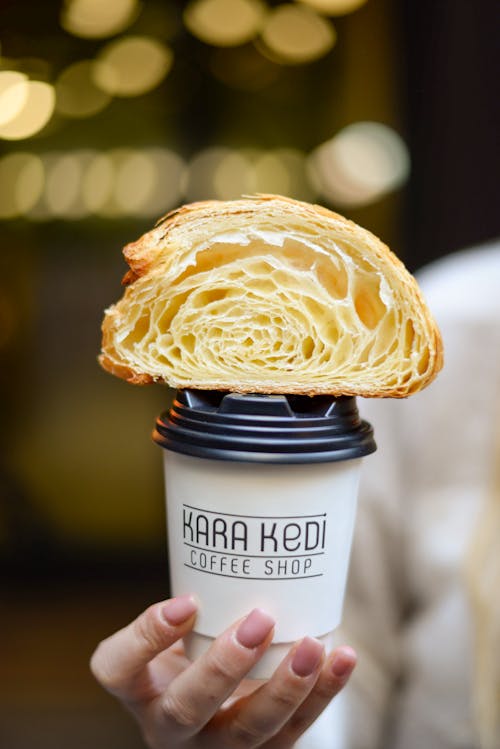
[[90, 595, 198, 698]]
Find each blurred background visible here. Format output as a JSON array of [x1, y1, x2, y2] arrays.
[[1, 0, 499, 746]]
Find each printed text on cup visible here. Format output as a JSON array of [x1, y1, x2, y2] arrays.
[[182, 504, 327, 580]]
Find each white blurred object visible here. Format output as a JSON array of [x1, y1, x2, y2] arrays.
[[342, 240, 500, 747]]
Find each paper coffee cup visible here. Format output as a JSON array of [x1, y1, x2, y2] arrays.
[[154, 390, 376, 678]]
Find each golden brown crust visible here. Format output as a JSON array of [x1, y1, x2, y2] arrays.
[[99, 194, 443, 397]]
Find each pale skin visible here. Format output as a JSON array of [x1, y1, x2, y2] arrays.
[[90, 595, 357, 748]]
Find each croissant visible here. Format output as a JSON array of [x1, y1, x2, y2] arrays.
[[100, 195, 443, 397]]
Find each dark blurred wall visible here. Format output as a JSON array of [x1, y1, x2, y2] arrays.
[[402, 0, 500, 269]]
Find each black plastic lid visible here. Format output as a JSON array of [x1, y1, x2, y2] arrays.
[[153, 389, 376, 464]]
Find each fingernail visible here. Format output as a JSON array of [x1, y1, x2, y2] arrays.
[[236, 609, 275, 649], [162, 595, 197, 626], [291, 637, 324, 677], [331, 647, 357, 679]]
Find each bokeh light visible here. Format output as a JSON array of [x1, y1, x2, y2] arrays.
[[253, 148, 315, 200], [81, 152, 114, 213], [0, 129, 409, 222], [185, 147, 316, 202], [260, 4, 336, 64], [44, 152, 86, 217], [0, 81, 55, 140], [309, 121, 410, 206], [15, 153, 45, 212], [114, 150, 156, 213], [253, 151, 291, 195], [185, 147, 231, 201], [297, 0, 368, 16], [186, 148, 259, 201], [0, 71, 29, 127], [84, 149, 128, 217], [93, 36, 173, 97], [184, 0, 267, 47], [139, 147, 186, 216], [0, 148, 187, 221], [61, 0, 141, 39], [0, 152, 44, 218], [213, 151, 254, 199], [55, 60, 111, 118], [83, 148, 185, 218]]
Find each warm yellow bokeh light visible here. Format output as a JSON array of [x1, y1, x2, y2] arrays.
[[139, 148, 186, 216], [83, 148, 185, 217], [0, 72, 29, 127], [0, 152, 44, 218], [89, 149, 129, 217], [309, 122, 410, 207], [16, 153, 45, 212], [253, 151, 291, 195], [114, 150, 156, 213], [81, 152, 114, 213], [185, 147, 229, 202], [184, 0, 266, 47], [56, 60, 111, 118], [213, 151, 254, 199], [0, 71, 27, 95], [297, 0, 368, 16], [61, 0, 141, 39], [93, 36, 173, 97], [253, 148, 315, 200], [45, 153, 83, 216], [260, 4, 336, 64], [0, 81, 55, 140], [89, 149, 153, 217]]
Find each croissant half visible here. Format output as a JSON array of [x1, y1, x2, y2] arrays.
[[100, 195, 443, 397]]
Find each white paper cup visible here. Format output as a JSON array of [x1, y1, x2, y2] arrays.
[[154, 390, 375, 678]]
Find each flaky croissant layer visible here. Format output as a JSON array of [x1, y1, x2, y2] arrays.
[[100, 195, 443, 397]]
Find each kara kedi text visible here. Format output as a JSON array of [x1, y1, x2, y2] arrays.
[[181, 505, 327, 580]]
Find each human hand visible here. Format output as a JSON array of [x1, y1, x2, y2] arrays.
[[90, 595, 356, 748]]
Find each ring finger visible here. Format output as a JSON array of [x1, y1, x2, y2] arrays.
[[211, 636, 325, 747]]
